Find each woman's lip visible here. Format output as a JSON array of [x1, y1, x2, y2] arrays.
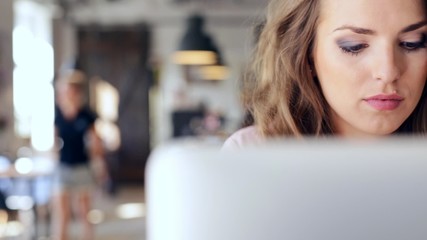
[[364, 94, 404, 111], [365, 94, 404, 101]]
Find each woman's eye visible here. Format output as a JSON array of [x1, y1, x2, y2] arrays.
[[339, 43, 368, 56], [401, 34, 427, 52], [400, 41, 426, 51]]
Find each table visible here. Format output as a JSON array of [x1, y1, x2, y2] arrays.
[[0, 156, 55, 239]]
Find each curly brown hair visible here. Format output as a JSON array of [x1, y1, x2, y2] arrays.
[[244, 0, 427, 137]]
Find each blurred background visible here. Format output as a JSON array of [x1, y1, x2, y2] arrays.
[[0, 0, 266, 239]]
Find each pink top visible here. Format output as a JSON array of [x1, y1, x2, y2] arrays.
[[222, 125, 265, 150]]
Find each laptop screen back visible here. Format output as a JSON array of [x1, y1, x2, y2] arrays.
[[145, 137, 427, 240]]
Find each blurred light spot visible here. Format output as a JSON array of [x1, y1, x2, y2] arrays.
[[0, 156, 11, 172], [12, 26, 34, 67], [173, 51, 216, 65], [15, 157, 33, 174], [200, 65, 229, 80], [115, 203, 145, 219], [13, 22, 54, 149], [6, 196, 34, 211], [0, 224, 7, 238], [95, 79, 121, 151], [31, 156, 55, 174], [31, 83, 55, 151], [87, 209, 104, 224], [95, 80, 119, 122], [95, 120, 121, 151], [0, 210, 8, 224], [2, 221, 24, 237], [56, 137, 64, 150]]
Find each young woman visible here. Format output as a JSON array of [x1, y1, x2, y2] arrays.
[[223, 0, 427, 148]]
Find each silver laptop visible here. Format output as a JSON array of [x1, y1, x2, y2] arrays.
[[145, 137, 427, 240]]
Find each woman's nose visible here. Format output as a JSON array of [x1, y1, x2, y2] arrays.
[[372, 45, 402, 83]]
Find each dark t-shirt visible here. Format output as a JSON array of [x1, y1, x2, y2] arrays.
[[54, 105, 97, 166]]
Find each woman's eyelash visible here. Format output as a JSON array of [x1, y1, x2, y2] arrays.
[[339, 34, 427, 56], [339, 43, 369, 56], [400, 34, 427, 52]]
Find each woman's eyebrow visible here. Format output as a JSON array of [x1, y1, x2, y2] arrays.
[[401, 20, 427, 33], [333, 20, 427, 35], [333, 25, 375, 35]]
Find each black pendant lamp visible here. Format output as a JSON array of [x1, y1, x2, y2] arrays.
[[199, 43, 229, 80], [173, 14, 218, 65]]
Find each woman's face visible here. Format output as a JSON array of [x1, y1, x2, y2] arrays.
[[313, 0, 427, 137]]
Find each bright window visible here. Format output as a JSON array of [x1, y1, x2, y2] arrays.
[[13, 1, 54, 151]]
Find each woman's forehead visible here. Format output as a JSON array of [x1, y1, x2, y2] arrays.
[[318, 0, 426, 29]]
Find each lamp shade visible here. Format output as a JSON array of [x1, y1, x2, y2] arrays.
[[173, 14, 218, 65], [200, 52, 229, 81], [200, 64, 229, 81], [199, 38, 229, 81]]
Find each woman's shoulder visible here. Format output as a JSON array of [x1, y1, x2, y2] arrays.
[[221, 125, 264, 150]]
